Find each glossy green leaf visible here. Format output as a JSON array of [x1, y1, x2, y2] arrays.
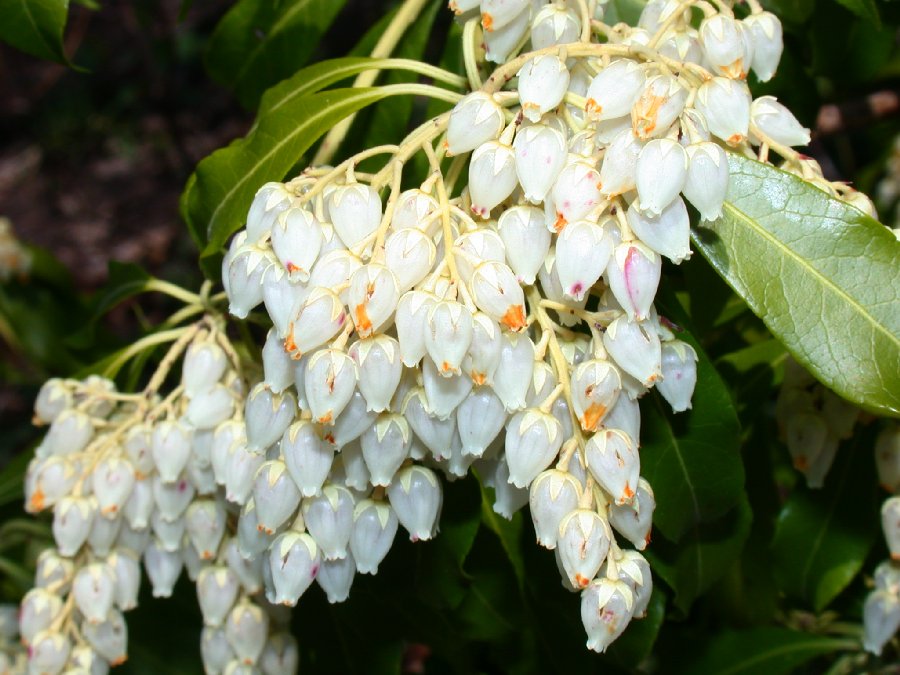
[[770, 436, 879, 611], [205, 0, 346, 108], [0, 0, 70, 63], [648, 495, 752, 614], [682, 627, 856, 675], [639, 307, 744, 543], [693, 154, 900, 418]]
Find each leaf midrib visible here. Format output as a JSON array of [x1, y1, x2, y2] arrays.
[[722, 198, 899, 351], [233, 0, 315, 84]]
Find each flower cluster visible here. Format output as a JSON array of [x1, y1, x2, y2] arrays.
[[865, 424, 900, 656], [18, 325, 298, 674], [218, 0, 827, 653]]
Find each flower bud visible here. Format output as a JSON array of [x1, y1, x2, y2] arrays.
[[580, 578, 634, 653], [225, 244, 270, 319], [90, 457, 135, 519], [632, 74, 686, 140], [246, 182, 292, 243], [551, 161, 604, 230], [531, 4, 580, 48], [34, 550, 74, 594], [41, 409, 93, 458], [261, 265, 308, 340], [635, 138, 688, 216], [493, 333, 536, 412], [303, 485, 355, 560], [20, 589, 62, 646], [151, 420, 193, 484], [224, 445, 265, 506], [606, 243, 661, 322], [497, 205, 550, 284], [28, 630, 71, 674], [446, 92, 505, 155], [457, 387, 507, 457], [583, 60, 644, 123], [88, 510, 123, 555], [425, 300, 474, 377], [863, 590, 900, 656], [599, 129, 643, 198], [694, 77, 752, 146], [225, 601, 269, 665], [388, 465, 442, 541], [558, 510, 612, 588], [529, 469, 583, 549], [744, 12, 783, 82], [261, 329, 293, 394], [518, 54, 570, 122], [34, 378, 72, 425], [53, 496, 95, 556], [186, 384, 235, 430], [350, 499, 398, 574], [699, 14, 751, 79], [144, 541, 182, 597], [271, 207, 321, 282], [196, 566, 240, 628], [505, 409, 564, 488], [395, 290, 437, 367], [391, 188, 438, 230], [106, 549, 141, 611], [349, 335, 402, 413], [470, 261, 527, 332], [513, 123, 567, 203], [349, 264, 399, 339], [303, 349, 357, 426], [750, 95, 811, 147], [462, 313, 503, 386], [245, 384, 296, 452], [316, 554, 356, 603], [361, 413, 412, 486], [284, 288, 346, 358], [683, 141, 729, 221], [613, 549, 653, 618], [469, 141, 518, 218], [556, 220, 614, 301], [224, 538, 263, 594], [202, 627, 235, 674], [327, 182, 382, 250], [183, 340, 228, 397], [252, 461, 301, 536], [237, 500, 273, 561], [329, 390, 377, 448], [422, 357, 473, 420], [403, 389, 456, 461], [586, 429, 640, 505], [384, 228, 436, 292], [658, 340, 698, 413], [571, 359, 622, 432], [338, 440, 370, 491], [260, 633, 299, 675], [484, 3, 530, 63], [609, 478, 655, 550], [603, 315, 662, 386]]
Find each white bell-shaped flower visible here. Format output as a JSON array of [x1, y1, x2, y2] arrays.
[[88, 510, 122, 555], [270, 207, 321, 282], [613, 549, 653, 618], [261, 265, 307, 339], [40, 408, 93, 458], [505, 409, 564, 488], [513, 123, 567, 203], [185, 499, 227, 559], [699, 14, 751, 79], [558, 510, 611, 588], [658, 340, 698, 413], [151, 420, 193, 484], [91, 457, 135, 518], [608, 478, 655, 550], [446, 92, 505, 155], [122, 479, 153, 531], [463, 313, 503, 386], [391, 188, 438, 230], [585, 429, 640, 504], [107, 549, 140, 611], [422, 357, 473, 420], [489, 455, 530, 518], [694, 77, 752, 146], [245, 383, 295, 452], [329, 390, 377, 448], [235, 499, 271, 560], [518, 54, 570, 122], [34, 378, 72, 424], [53, 495, 94, 556], [246, 182, 293, 243], [316, 553, 356, 603], [627, 196, 691, 264], [284, 287, 346, 358], [882, 497, 900, 559], [308, 249, 361, 306], [281, 421, 332, 498], [197, 566, 240, 627], [383, 229, 436, 292], [683, 141, 729, 221], [635, 138, 688, 216], [27, 457, 77, 515], [326, 182, 382, 249], [457, 386, 507, 457], [361, 413, 412, 486], [143, 541, 183, 598], [571, 359, 622, 432], [604, 315, 662, 387], [225, 243, 270, 319], [403, 388, 456, 461], [225, 601, 269, 664], [34, 550, 74, 595], [349, 335, 402, 413], [348, 266, 399, 341], [527, 361, 558, 408], [260, 634, 299, 675], [28, 630, 72, 674], [484, 3, 531, 63], [395, 290, 437, 367], [251, 460, 301, 535], [556, 219, 614, 301], [659, 27, 704, 65], [186, 384, 235, 430], [606, 242, 662, 322], [481, 0, 529, 31], [529, 469, 583, 549], [224, 444, 265, 506], [470, 260, 527, 332], [183, 340, 227, 397], [493, 333, 535, 412], [863, 590, 900, 655], [497, 205, 550, 284], [551, 161, 604, 230], [387, 465, 442, 542], [262, 328, 293, 393], [599, 129, 643, 198], [151, 507, 185, 552], [585, 60, 645, 121], [304, 349, 357, 425], [531, 3, 580, 48], [744, 12, 783, 82], [19, 588, 63, 646], [580, 578, 635, 653], [631, 75, 687, 140], [469, 141, 518, 218], [350, 499, 398, 574], [453, 229, 505, 280], [750, 95, 811, 147], [425, 300, 474, 377], [302, 485, 355, 560]]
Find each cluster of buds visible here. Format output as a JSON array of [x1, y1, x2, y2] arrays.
[[218, 0, 827, 652], [775, 358, 861, 488], [17, 324, 298, 674], [865, 424, 900, 656]]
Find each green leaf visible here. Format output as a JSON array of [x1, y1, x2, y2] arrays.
[[692, 154, 900, 418], [683, 627, 856, 675], [205, 0, 347, 109], [182, 86, 393, 257], [65, 262, 151, 348], [639, 299, 744, 542], [770, 436, 879, 611], [832, 0, 880, 27], [648, 495, 752, 614], [0, 0, 70, 64]]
